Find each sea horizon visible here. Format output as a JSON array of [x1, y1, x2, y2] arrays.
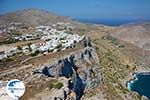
[[76, 18, 150, 26]]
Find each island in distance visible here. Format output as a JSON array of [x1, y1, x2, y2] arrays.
[[0, 9, 150, 100]]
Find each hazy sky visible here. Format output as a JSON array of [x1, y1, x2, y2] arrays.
[[0, 0, 150, 20]]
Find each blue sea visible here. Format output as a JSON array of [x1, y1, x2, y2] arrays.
[[76, 19, 147, 26], [127, 73, 150, 99]]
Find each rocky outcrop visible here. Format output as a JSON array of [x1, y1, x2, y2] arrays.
[[81, 37, 92, 47], [33, 45, 103, 100]]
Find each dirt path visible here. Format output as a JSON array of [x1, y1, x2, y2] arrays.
[[0, 64, 32, 78]]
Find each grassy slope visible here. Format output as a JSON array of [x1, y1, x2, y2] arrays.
[[84, 30, 142, 100]]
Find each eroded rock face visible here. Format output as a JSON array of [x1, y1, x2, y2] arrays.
[[33, 38, 103, 100], [81, 37, 92, 47]]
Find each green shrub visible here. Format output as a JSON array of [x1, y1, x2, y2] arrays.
[[17, 46, 22, 50], [55, 44, 62, 49], [48, 83, 54, 89], [106, 35, 116, 42], [48, 49, 54, 53], [5, 57, 13, 61], [54, 82, 63, 89], [60, 37, 66, 40], [118, 45, 125, 48], [126, 64, 130, 68], [46, 38, 51, 41], [30, 50, 40, 57], [48, 82, 63, 90]]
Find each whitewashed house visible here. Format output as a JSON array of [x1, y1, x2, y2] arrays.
[[30, 44, 39, 53], [6, 47, 18, 57], [0, 51, 7, 60], [59, 31, 68, 38], [49, 29, 57, 35], [36, 26, 47, 33], [22, 46, 29, 54]]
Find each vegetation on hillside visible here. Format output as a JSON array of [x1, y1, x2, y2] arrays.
[[90, 34, 141, 100]]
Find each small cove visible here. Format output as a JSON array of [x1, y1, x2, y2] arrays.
[[127, 72, 150, 99]]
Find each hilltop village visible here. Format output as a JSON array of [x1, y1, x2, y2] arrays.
[[0, 22, 84, 60]]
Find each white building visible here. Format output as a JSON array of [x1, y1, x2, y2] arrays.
[[30, 44, 39, 53], [0, 51, 7, 60], [6, 47, 18, 57], [22, 46, 29, 54]]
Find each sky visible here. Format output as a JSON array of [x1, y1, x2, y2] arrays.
[[0, 0, 150, 20]]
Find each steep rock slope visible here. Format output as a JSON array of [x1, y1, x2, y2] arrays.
[[75, 26, 149, 99], [32, 46, 103, 100]]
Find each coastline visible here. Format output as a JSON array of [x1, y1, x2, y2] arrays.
[[126, 71, 150, 99], [126, 73, 137, 90]]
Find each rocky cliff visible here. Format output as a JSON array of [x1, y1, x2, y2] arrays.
[[31, 38, 103, 100]]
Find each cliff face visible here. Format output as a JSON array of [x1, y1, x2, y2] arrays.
[[33, 41, 103, 100]]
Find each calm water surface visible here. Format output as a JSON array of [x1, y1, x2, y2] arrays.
[[128, 73, 150, 99]]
